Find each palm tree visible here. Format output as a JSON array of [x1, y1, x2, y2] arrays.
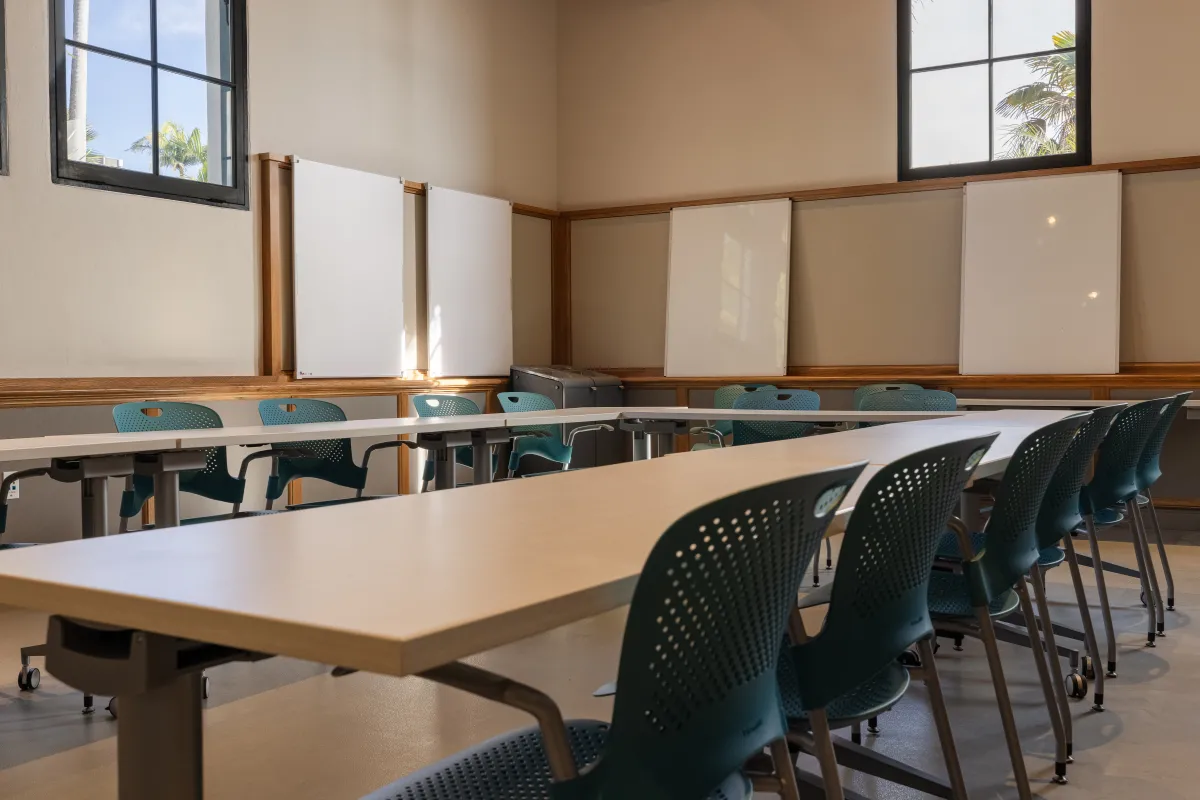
[[83, 124, 106, 164], [995, 31, 1077, 159], [129, 122, 209, 180]]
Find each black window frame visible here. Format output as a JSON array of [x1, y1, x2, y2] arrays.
[[1, 0, 8, 177], [48, 0, 249, 208], [897, 0, 1091, 181]]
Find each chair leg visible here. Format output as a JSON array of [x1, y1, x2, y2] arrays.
[[918, 638, 969, 800], [769, 737, 802, 800], [1031, 566, 1076, 761], [808, 708, 844, 800], [825, 537, 833, 570], [975, 608, 1033, 800], [1126, 500, 1159, 646], [1145, 490, 1175, 610], [1132, 500, 1166, 635], [1084, 516, 1119, 676], [812, 551, 820, 588], [1062, 533, 1105, 709], [1015, 578, 1069, 784]]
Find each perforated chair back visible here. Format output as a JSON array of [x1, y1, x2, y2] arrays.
[[853, 383, 924, 410], [1136, 391, 1191, 491], [575, 462, 866, 797], [858, 389, 957, 412], [731, 389, 820, 445], [112, 401, 244, 517], [498, 391, 559, 440], [782, 434, 999, 711], [704, 384, 777, 439], [1084, 398, 1174, 513], [972, 412, 1090, 605], [257, 399, 366, 501], [1036, 404, 1125, 549], [412, 394, 485, 470]]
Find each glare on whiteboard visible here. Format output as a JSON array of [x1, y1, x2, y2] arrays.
[[1047, 215, 1057, 226]]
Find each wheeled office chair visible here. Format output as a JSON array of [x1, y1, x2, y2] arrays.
[[690, 383, 777, 449], [496, 391, 613, 475], [853, 383, 924, 409], [411, 394, 497, 490]]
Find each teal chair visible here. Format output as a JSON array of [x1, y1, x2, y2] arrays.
[[1133, 391, 1191, 614], [691, 384, 777, 450], [929, 412, 1090, 788], [731, 389, 820, 445], [859, 388, 957, 412], [1034, 403, 1125, 708], [258, 399, 411, 508], [777, 434, 999, 800], [497, 392, 613, 475], [412, 394, 496, 490], [114, 402, 287, 527], [363, 463, 868, 800], [853, 383, 924, 409], [1078, 397, 1175, 651]]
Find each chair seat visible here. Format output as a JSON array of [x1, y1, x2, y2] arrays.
[[778, 659, 910, 728], [1092, 506, 1125, 526], [928, 571, 1020, 619], [935, 529, 987, 560], [0, 543, 39, 551], [1038, 546, 1066, 568], [510, 436, 572, 471], [179, 510, 280, 526], [361, 720, 751, 800], [690, 442, 723, 452], [285, 497, 375, 512]]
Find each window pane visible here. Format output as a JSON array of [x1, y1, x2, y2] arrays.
[[911, 0, 988, 69], [993, 0, 1076, 58], [993, 56, 1076, 161], [63, 0, 150, 59], [65, 46, 152, 172], [910, 65, 990, 168], [157, 0, 232, 80], [156, 70, 233, 185]]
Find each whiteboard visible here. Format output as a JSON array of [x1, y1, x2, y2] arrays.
[[292, 158, 410, 378], [960, 172, 1121, 375], [664, 199, 792, 377], [427, 187, 513, 377]]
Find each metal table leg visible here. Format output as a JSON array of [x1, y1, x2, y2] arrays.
[[631, 431, 649, 461], [433, 450, 457, 490], [133, 451, 207, 530]]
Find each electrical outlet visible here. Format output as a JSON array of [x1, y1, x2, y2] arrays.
[[3, 472, 17, 501]]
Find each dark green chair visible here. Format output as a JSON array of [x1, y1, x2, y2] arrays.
[[258, 399, 410, 508], [497, 391, 613, 475], [929, 412, 1089, 790], [1033, 404, 1125, 708], [362, 462, 868, 800], [1078, 397, 1175, 650], [859, 389, 957, 412], [114, 401, 286, 527], [412, 394, 497, 490], [852, 383, 924, 409], [1134, 391, 1191, 614], [777, 434, 998, 800], [691, 384, 778, 449]]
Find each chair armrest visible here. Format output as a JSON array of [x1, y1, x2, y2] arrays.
[[234, 448, 312, 485], [511, 430, 552, 440], [947, 515, 978, 559], [0, 468, 50, 535], [358, 441, 420, 498], [564, 423, 614, 448], [688, 426, 725, 448]]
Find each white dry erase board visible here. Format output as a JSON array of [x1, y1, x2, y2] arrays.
[[426, 187, 514, 377], [664, 199, 792, 377], [959, 171, 1121, 375], [291, 158, 410, 378]]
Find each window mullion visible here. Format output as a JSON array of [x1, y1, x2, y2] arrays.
[[149, 0, 159, 175], [987, 0, 994, 162]]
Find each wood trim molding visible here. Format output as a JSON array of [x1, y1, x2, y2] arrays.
[[560, 154, 1200, 221], [551, 216, 573, 364], [0, 375, 508, 409], [598, 363, 1200, 390], [259, 156, 287, 376]]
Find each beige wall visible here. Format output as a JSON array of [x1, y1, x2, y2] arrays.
[[0, 0, 557, 378], [558, 0, 1200, 208], [569, 175, 1200, 369], [512, 215, 553, 365]]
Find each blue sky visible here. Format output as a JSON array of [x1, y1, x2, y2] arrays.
[[65, 0, 226, 178]]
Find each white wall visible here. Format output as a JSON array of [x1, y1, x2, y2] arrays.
[[0, 0, 558, 378]]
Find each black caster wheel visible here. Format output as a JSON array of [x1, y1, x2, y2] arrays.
[[898, 649, 922, 668], [107, 698, 118, 719], [202, 676, 211, 700], [1066, 672, 1088, 700], [17, 667, 40, 691], [1080, 656, 1096, 681]]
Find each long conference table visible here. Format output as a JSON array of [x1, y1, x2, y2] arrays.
[[0, 408, 1076, 799], [957, 395, 1200, 420]]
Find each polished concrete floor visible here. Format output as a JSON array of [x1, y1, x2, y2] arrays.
[[0, 526, 1194, 799]]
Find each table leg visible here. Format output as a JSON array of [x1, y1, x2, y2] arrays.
[[650, 432, 671, 459], [118, 672, 204, 800], [631, 431, 648, 461], [153, 471, 182, 529], [473, 443, 493, 485], [80, 477, 109, 539], [434, 450, 457, 490], [133, 451, 205, 529]]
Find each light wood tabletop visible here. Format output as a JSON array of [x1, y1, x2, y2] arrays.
[[0, 432, 181, 463], [0, 410, 1062, 680], [619, 408, 967, 423]]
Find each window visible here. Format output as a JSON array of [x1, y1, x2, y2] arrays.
[[898, 0, 1090, 181], [49, 0, 248, 207], [1, 0, 8, 176]]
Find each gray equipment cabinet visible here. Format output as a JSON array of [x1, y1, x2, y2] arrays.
[[509, 366, 624, 468]]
